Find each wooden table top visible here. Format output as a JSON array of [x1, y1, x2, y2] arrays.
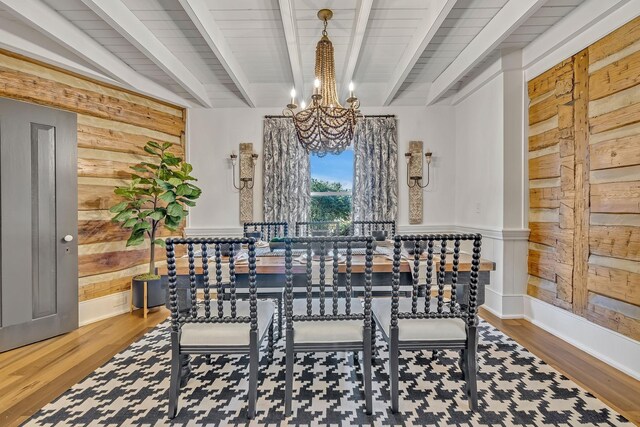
[[169, 252, 496, 275]]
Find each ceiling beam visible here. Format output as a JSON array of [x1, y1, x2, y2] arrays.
[[81, 0, 211, 108], [178, 0, 256, 107], [339, 0, 373, 103], [278, 0, 305, 103], [426, 0, 547, 105], [382, 0, 457, 106], [0, 0, 190, 107], [0, 14, 121, 87]]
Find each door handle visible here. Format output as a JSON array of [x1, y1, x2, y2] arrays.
[[63, 235, 74, 242]]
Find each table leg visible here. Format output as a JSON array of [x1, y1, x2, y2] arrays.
[[179, 354, 191, 387]]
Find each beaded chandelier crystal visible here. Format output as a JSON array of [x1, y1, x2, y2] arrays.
[[283, 9, 361, 157]]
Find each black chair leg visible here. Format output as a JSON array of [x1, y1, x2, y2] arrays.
[[390, 328, 400, 413], [466, 326, 479, 411], [459, 349, 467, 380], [268, 320, 274, 364], [168, 333, 181, 419], [248, 333, 259, 419], [278, 296, 283, 339], [431, 350, 438, 361], [363, 329, 373, 415], [284, 329, 294, 416], [371, 319, 377, 365]]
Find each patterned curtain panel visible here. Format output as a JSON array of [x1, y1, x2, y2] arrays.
[[352, 117, 398, 222], [263, 117, 310, 225]]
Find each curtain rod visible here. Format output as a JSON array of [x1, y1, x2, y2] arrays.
[[264, 114, 396, 118]]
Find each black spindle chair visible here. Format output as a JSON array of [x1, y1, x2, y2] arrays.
[[350, 220, 396, 237], [166, 237, 275, 419], [235, 222, 288, 339], [283, 236, 375, 415], [295, 221, 340, 236], [243, 221, 288, 240], [372, 234, 482, 412]]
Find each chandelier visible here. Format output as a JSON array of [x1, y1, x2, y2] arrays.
[[283, 9, 361, 157]]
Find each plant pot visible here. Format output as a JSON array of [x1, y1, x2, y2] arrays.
[[131, 272, 165, 318]]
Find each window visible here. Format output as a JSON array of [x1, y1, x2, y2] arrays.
[[310, 148, 353, 228]]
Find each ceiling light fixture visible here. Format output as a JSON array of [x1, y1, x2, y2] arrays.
[[283, 9, 361, 157]]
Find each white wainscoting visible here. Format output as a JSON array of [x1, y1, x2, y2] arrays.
[[523, 296, 640, 380], [79, 290, 130, 326]]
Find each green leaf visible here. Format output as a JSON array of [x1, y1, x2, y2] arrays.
[[141, 162, 159, 170], [159, 191, 176, 203], [147, 141, 162, 150], [148, 210, 164, 221], [155, 179, 172, 190], [178, 198, 196, 207], [123, 218, 138, 228], [181, 163, 193, 175], [109, 201, 128, 213], [130, 165, 148, 173], [162, 142, 173, 150], [176, 184, 192, 196], [167, 177, 182, 187], [133, 221, 152, 232], [166, 202, 183, 217], [164, 216, 181, 231], [183, 185, 201, 200], [126, 231, 145, 247], [163, 155, 181, 166], [113, 209, 134, 222], [153, 238, 166, 248], [144, 145, 160, 156]]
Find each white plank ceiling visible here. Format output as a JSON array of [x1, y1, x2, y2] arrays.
[[0, 0, 588, 107]]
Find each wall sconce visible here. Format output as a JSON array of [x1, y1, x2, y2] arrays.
[[404, 150, 432, 188], [229, 150, 259, 190]]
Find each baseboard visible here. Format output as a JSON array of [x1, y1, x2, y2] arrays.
[[79, 291, 130, 326], [483, 288, 524, 319], [522, 296, 640, 381]]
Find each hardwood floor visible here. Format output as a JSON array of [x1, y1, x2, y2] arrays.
[[0, 308, 169, 427], [0, 307, 638, 426]]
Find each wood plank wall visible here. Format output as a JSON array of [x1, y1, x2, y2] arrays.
[[0, 50, 186, 303], [527, 17, 640, 341]]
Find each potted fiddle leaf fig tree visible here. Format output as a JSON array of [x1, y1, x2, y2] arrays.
[[110, 141, 201, 315]]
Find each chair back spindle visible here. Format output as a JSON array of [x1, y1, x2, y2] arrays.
[[243, 221, 288, 240], [350, 220, 396, 237], [392, 234, 482, 325], [284, 236, 374, 324], [165, 237, 258, 332]]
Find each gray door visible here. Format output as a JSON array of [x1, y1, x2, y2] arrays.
[[0, 98, 78, 352]]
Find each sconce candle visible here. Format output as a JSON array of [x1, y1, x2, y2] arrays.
[[229, 148, 258, 190], [405, 149, 433, 189]]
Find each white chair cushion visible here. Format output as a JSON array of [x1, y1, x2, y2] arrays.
[[290, 298, 364, 344], [372, 298, 467, 342], [180, 300, 275, 347]]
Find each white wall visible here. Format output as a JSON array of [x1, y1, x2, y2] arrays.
[[454, 74, 504, 229], [187, 105, 455, 233]]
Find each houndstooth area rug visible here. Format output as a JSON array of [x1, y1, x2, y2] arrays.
[[27, 319, 630, 426]]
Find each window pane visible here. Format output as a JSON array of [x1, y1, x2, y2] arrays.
[[309, 147, 353, 227], [310, 195, 352, 222]]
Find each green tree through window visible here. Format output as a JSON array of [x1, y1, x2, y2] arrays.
[[310, 149, 353, 234], [310, 179, 351, 221]]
